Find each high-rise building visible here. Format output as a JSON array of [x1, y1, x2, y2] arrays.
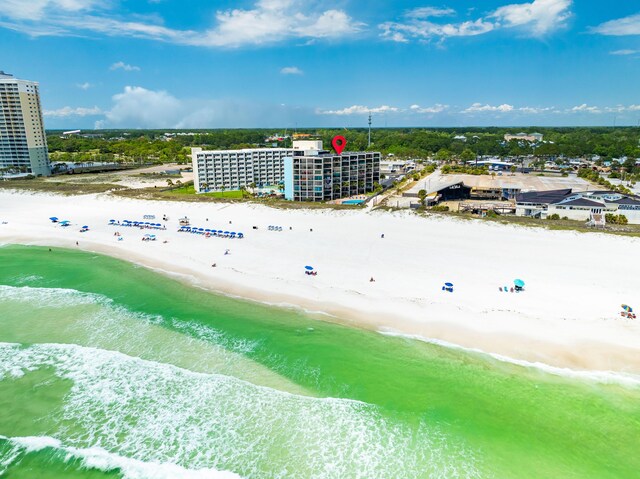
[[192, 140, 381, 202], [284, 150, 381, 202], [192, 147, 292, 192], [0, 71, 51, 176]]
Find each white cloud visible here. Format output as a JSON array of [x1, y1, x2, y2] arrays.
[[318, 105, 400, 115], [0, 0, 103, 21], [110, 61, 141, 72], [490, 0, 572, 37], [610, 49, 639, 55], [99, 86, 182, 128], [380, 17, 494, 42], [591, 13, 640, 36], [410, 104, 449, 113], [43, 106, 102, 117], [406, 7, 456, 19], [464, 103, 514, 113], [380, 0, 572, 43], [95, 85, 315, 128], [76, 82, 92, 90], [0, 0, 364, 48], [570, 104, 601, 114], [280, 66, 303, 75]]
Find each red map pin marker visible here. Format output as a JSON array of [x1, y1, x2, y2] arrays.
[[332, 135, 346, 155]]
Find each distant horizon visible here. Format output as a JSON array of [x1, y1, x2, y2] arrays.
[[45, 125, 640, 132]]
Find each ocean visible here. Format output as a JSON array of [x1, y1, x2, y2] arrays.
[[0, 245, 639, 478]]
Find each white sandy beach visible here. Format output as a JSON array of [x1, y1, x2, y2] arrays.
[[1, 189, 639, 375]]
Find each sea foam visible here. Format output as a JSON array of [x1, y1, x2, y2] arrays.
[[1, 435, 241, 479], [0, 342, 481, 479]]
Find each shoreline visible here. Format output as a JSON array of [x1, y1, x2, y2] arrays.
[[1, 190, 640, 375]]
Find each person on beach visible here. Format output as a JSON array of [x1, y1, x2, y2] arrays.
[[76, 241, 78, 246], [370, 277, 375, 282], [381, 234, 384, 239], [211, 263, 217, 267], [224, 249, 230, 255]]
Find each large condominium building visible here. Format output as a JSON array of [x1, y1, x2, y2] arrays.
[[0, 71, 51, 176], [192, 146, 292, 192], [192, 141, 381, 202], [284, 150, 381, 202]]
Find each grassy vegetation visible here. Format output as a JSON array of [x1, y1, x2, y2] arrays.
[[169, 184, 245, 199], [112, 183, 362, 210], [415, 208, 640, 237], [0, 179, 126, 195]]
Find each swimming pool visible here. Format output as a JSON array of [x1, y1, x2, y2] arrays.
[[342, 199, 365, 205]]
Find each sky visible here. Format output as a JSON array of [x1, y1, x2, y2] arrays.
[[1, 0, 640, 129]]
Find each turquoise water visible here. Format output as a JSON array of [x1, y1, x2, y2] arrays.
[[0, 245, 639, 478]]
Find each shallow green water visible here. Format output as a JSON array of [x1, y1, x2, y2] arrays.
[[0, 245, 639, 479]]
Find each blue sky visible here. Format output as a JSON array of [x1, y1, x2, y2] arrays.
[[1, 0, 640, 129]]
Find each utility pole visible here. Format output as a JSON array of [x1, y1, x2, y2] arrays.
[[368, 113, 372, 148]]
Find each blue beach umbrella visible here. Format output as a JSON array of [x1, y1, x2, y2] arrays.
[[305, 266, 314, 271], [622, 304, 633, 312], [237, 233, 243, 238], [514, 279, 525, 288], [49, 217, 58, 221], [444, 282, 453, 287], [82, 225, 88, 229]]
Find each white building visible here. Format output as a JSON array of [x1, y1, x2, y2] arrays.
[[0, 71, 51, 176], [192, 147, 293, 192], [504, 132, 543, 143], [516, 189, 640, 224]]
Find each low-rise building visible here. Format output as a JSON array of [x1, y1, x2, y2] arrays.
[[504, 132, 543, 143], [516, 189, 640, 224]]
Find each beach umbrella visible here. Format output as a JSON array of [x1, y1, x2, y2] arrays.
[[230, 232, 236, 236], [238, 233, 243, 238], [444, 282, 453, 287], [224, 231, 230, 235], [622, 304, 633, 312], [109, 219, 116, 223], [305, 266, 314, 271], [198, 228, 204, 231], [49, 217, 58, 221], [82, 225, 88, 229], [514, 279, 525, 288]]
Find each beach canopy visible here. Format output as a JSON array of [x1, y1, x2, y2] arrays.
[[622, 304, 633, 312], [514, 279, 525, 287], [305, 266, 314, 271], [444, 282, 453, 287]]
